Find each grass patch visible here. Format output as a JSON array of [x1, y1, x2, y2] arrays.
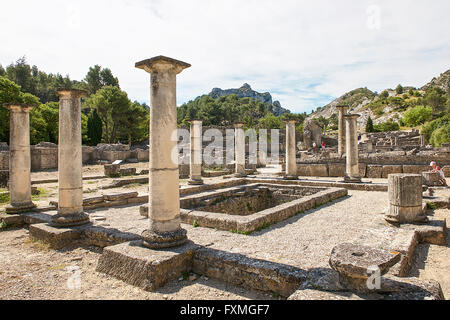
[[0, 192, 10, 204], [427, 202, 437, 210], [193, 220, 200, 228], [24, 238, 51, 252], [254, 222, 272, 232], [0, 220, 8, 230], [47, 264, 67, 271], [31, 188, 49, 201], [181, 270, 190, 281], [230, 229, 252, 236]]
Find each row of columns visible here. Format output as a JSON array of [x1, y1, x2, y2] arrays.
[[3, 90, 89, 226]]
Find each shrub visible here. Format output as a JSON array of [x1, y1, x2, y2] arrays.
[[374, 120, 400, 132], [429, 123, 450, 147], [402, 105, 433, 127]]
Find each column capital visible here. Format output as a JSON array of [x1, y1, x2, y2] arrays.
[[187, 119, 203, 125], [336, 105, 349, 111], [344, 114, 360, 120], [234, 122, 245, 129], [3, 103, 34, 113], [57, 88, 88, 99], [135, 56, 191, 74], [283, 119, 297, 125]]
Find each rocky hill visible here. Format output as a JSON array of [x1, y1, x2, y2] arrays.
[[307, 69, 450, 130], [209, 83, 290, 116]]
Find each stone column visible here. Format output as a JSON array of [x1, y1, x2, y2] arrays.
[[420, 135, 425, 147], [188, 120, 203, 185], [234, 122, 247, 177], [336, 105, 349, 156], [136, 56, 191, 249], [2, 104, 35, 214], [385, 174, 427, 224], [284, 120, 298, 180], [344, 114, 361, 183], [51, 89, 90, 227]]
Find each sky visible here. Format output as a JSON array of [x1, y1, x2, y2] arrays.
[[1, 0, 449, 113]]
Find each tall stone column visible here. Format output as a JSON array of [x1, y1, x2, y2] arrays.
[[136, 56, 190, 249], [385, 174, 428, 224], [336, 105, 349, 156], [234, 122, 247, 177], [3, 104, 35, 214], [51, 89, 90, 227], [284, 120, 298, 180], [344, 114, 361, 183], [188, 120, 204, 185]]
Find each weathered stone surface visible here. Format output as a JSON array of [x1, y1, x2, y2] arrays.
[[385, 174, 427, 224], [193, 247, 307, 297], [288, 289, 364, 300], [104, 164, 120, 177], [403, 165, 431, 175], [382, 165, 403, 179], [366, 165, 383, 178], [29, 223, 83, 249], [329, 163, 346, 177], [104, 192, 138, 201], [120, 168, 137, 176], [96, 240, 198, 291], [422, 172, 442, 186], [329, 243, 401, 291], [297, 164, 328, 177]]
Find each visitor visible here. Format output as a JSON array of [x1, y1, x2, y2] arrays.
[[321, 141, 326, 149], [430, 162, 447, 186], [312, 142, 317, 149]]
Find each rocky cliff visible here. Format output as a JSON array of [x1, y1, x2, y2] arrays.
[[209, 83, 290, 116]]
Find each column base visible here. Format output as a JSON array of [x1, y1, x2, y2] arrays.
[[188, 178, 204, 186], [384, 214, 429, 225], [141, 228, 188, 249], [5, 202, 36, 214], [384, 205, 429, 225], [50, 212, 90, 228], [284, 175, 298, 181], [344, 176, 362, 183]]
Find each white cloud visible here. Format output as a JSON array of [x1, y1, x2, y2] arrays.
[[1, 0, 449, 113]]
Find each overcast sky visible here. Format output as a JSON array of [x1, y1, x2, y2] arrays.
[[1, 0, 449, 113]]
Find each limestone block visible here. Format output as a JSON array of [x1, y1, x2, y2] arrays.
[[359, 163, 367, 178], [329, 243, 401, 292], [443, 166, 450, 177], [366, 165, 383, 178], [403, 165, 431, 175], [120, 168, 137, 176], [422, 172, 442, 186], [297, 164, 328, 177], [382, 165, 403, 179], [329, 163, 346, 177], [104, 164, 120, 177]]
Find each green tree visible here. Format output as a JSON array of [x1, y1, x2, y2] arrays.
[[380, 90, 389, 99], [402, 105, 433, 127], [366, 116, 374, 132], [86, 109, 103, 146], [396, 84, 404, 95], [86, 86, 132, 143], [83, 65, 119, 95], [257, 113, 283, 130], [424, 87, 447, 117], [0, 65, 5, 77]]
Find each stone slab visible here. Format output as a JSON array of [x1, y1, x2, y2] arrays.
[[96, 240, 198, 291], [288, 289, 364, 300], [382, 165, 403, 179], [193, 247, 307, 297], [29, 223, 84, 249]]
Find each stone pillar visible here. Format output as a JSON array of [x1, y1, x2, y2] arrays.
[[284, 120, 298, 180], [385, 174, 428, 224], [136, 56, 190, 249], [420, 135, 425, 147], [234, 122, 247, 177], [188, 120, 204, 185], [344, 114, 361, 183], [2, 104, 36, 214], [51, 89, 90, 227], [336, 105, 349, 156]]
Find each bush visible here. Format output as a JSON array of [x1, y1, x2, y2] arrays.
[[402, 105, 433, 127], [374, 120, 400, 132], [429, 123, 450, 147], [422, 114, 449, 142]]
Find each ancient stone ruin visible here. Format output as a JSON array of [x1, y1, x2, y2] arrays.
[[0, 56, 448, 301]]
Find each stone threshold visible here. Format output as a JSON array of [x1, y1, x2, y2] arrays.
[[31, 175, 107, 185]]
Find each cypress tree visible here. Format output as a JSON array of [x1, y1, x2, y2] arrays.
[[87, 109, 103, 146]]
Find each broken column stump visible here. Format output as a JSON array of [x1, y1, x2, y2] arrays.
[[329, 243, 401, 292], [385, 174, 428, 224], [104, 164, 121, 177]]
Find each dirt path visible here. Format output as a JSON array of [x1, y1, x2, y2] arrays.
[[0, 228, 272, 300]]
